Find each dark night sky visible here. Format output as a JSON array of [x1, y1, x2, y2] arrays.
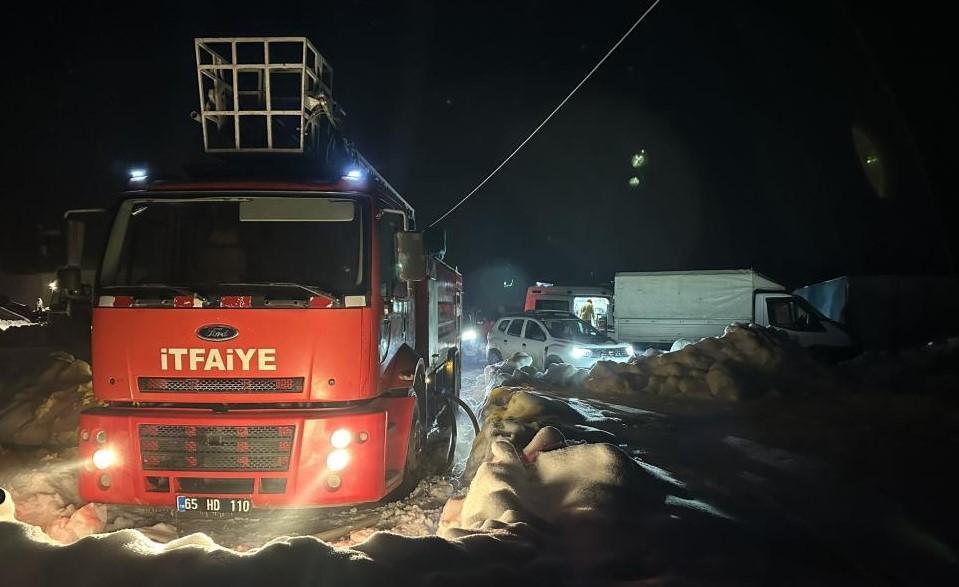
[[1, 1, 955, 312]]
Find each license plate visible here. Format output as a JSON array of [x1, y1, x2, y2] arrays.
[[176, 495, 253, 513]]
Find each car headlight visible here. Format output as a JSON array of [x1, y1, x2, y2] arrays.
[[461, 328, 478, 342], [93, 448, 117, 470], [625, 345, 635, 357], [570, 347, 592, 359]]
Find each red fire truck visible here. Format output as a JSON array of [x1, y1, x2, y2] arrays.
[[72, 37, 464, 511]]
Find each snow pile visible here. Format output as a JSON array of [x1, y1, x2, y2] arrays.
[[335, 477, 455, 546], [0, 352, 95, 447], [583, 324, 837, 401], [0, 448, 103, 542], [461, 386, 591, 483], [484, 352, 590, 390], [0, 434, 612, 585], [0, 319, 33, 331], [0, 352, 99, 542], [479, 325, 835, 402], [3, 423, 796, 586]]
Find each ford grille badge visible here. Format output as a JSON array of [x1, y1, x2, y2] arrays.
[[196, 324, 239, 342]]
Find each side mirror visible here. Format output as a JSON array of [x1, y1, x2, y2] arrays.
[[63, 208, 107, 267], [396, 231, 428, 281], [56, 265, 82, 294]]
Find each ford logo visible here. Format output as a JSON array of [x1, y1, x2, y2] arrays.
[[196, 324, 239, 342]]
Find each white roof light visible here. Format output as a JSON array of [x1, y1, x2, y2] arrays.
[[343, 168, 365, 181]]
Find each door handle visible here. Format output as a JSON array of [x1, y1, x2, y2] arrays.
[[522, 343, 527, 347]]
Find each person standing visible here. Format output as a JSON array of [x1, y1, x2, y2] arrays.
[[579, 299, 595, 325]]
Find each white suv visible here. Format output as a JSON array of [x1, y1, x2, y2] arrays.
[[486, 312, 633, 370]]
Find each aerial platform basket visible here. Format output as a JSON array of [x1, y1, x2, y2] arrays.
[[194, 37, 336, 153]]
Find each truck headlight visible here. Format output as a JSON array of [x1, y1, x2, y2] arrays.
[[327, 449, 350, 471], [330, 428, 352, 449], [570, 347, 592, 359], [461, 328, 477, 342], [93, 448, 117, 470]]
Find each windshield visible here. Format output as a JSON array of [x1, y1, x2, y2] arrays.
[[535, 299, 569, 312], [542, 318, 611, 343], [99, 197, 365, 297], [793, 295, 829, 321]]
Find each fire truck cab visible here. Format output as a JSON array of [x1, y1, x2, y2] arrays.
[[76, 37, 463, 510]]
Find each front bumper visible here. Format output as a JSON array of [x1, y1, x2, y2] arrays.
[[564, 351, 632, 370], [78, 397, 414, 508]]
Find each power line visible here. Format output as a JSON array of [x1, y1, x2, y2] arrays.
[[429, 0, 663, 227]]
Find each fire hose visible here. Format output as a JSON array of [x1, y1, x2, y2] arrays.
[[438, 391, 480, 471]]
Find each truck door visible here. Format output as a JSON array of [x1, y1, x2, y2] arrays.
[[758, 293, 849, 349], [378, 211, 410, 362]]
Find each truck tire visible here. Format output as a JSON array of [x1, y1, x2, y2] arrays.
[[386, 394, 425, 501], [486, 349, 503, 365]]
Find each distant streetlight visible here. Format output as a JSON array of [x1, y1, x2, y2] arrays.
[[628, 176, 641, 188]]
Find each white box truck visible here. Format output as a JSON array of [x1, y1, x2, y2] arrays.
[[614, 270, 853, 356]]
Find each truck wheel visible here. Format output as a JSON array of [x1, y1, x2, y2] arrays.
[[386, 399, 424, 501], [486, 349, 503, 365]]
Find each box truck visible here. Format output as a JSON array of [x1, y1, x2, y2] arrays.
[[614, 270, 852, 356]]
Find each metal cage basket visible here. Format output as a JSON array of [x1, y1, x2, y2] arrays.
[[194, 37, 334, 153]]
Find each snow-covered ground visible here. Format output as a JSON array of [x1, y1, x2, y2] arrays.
[[0, 319, 32, 331], [2, 331, 959, 585]]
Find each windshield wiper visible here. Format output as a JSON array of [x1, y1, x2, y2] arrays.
[[217, 282, 340, 301]]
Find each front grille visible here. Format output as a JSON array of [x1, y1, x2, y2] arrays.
[[139, 424, 295, 472], [596, 348, 629, 358], [138, 377, 304, 393]]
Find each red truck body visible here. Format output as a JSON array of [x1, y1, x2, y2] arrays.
[[78, 179, 462, 508]]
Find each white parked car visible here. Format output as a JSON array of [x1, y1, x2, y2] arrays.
[[486, 312, 633, 370]]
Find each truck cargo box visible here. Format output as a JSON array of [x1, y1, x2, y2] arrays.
[[614, 270, 785, 346]]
